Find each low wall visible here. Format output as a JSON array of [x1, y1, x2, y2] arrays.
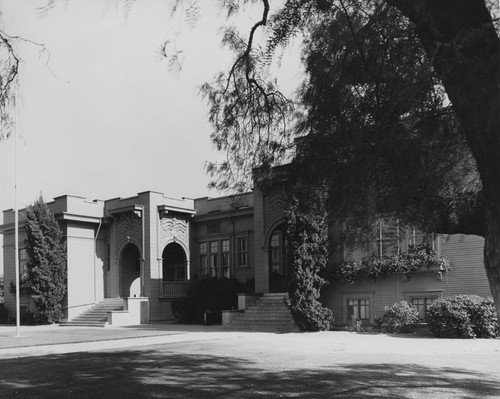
[[108, 297, 149, 326], [237, 293, 262, 310], [222, 309, 244, 327]]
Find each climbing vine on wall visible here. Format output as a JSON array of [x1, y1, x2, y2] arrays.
[[284, 180, 335, 331], [333, 244, 451, 284]]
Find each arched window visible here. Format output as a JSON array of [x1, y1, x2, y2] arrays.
[[162, 243, 187, 282]]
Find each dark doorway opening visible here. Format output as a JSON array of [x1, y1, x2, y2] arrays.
[[162, 243, 187, 282], [268, 224, 290, 293], [120, 243, 141, 297]]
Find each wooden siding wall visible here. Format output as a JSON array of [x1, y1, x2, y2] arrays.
[[440, 234, 491, 298], [324, 234, 492, 325], [323, 271, 447, 325]]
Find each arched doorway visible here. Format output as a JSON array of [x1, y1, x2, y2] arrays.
[[268, 224, 290, 293], [120, 243, 141, 297], [162, 243, 187, 282]]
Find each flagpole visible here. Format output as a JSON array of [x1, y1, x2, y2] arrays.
[[14, 83, 20, 337]]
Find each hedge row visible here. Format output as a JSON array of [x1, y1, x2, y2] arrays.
[[171, 278, 253, 324], [373, 295, 499, 338]]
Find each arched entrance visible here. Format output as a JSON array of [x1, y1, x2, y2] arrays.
[[162, 243, 187, 297], [162, 243, 187, 282], [120, 243, 141, 297], [268, 224, 290, 293]]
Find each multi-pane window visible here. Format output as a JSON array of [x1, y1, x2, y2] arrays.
[[374, 219, 437, 257], [407, 228, 436, 251], [376, 219, 400, 257], [19, 248, 28, 282], [237, 237, 248, 267], [347, 298, 370, 321], [221, 239, 230, 278], [209, 241, 219, 278], [199, 242, 208, 278], [199, 237, 249, 277], [411, 297, 436, 319]]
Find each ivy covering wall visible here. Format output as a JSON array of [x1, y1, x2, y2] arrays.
[[332, 244, 451, 284]]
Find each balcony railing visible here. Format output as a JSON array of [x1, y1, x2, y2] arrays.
[[163, 281, 188, 298]]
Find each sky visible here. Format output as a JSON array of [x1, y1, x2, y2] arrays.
[[0, 0, 300, 213]]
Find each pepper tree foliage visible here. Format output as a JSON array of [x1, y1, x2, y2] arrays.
[[0, 18, 19, 140], [23, 196, 67, 323], [284, 177, 335, 331], [185, 0, 500, 314]]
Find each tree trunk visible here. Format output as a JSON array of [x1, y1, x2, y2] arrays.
[[388, 0, 500, 313]]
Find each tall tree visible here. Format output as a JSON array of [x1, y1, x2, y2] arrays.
[[24, 195, 67, 323], [196, 0, 500, 313], [386, 0, 500, 319]]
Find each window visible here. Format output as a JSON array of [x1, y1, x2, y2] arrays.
[[209, 241, 219, 278], [221, 239, 230, 278], [347, 298, 370, 321], [376, 219, 400, 257], [411, 297, 436, 319], [200, 238, 234, 278], [406, 228, 436, 251], [19, 248, 28, 282], [372, 219, 438, 257], [237, 237, 248, 267], [199, 242, 208, 278]]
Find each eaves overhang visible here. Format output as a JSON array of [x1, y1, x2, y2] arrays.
[[158, 204, 196, 218]]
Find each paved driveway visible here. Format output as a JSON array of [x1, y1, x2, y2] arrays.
[[0, 325, 499, 398]]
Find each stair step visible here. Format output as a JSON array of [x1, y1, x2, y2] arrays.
[[73, 316, 108, 321], [61, 322, 107, 327], [62, 298, 125, 327], [230, 320, 297, 326], [227, 293, 298, 332]]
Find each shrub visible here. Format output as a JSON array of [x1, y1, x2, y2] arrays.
[[171, 297, 199, 324], [171, 278, 248, 324], [426, 295, 499, 338], [0, 304, 9, 324], [458, 295, 498, 338], [372, 301, 420, 333]]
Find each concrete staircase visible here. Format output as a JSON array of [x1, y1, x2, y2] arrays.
[[61, 298, 124, 327], [227, 293, 299, 332]]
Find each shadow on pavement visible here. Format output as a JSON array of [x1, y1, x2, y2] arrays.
[[0, 349, 498, 398]]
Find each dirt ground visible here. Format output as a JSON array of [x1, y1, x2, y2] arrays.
[[0, 326, 499, 398]]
